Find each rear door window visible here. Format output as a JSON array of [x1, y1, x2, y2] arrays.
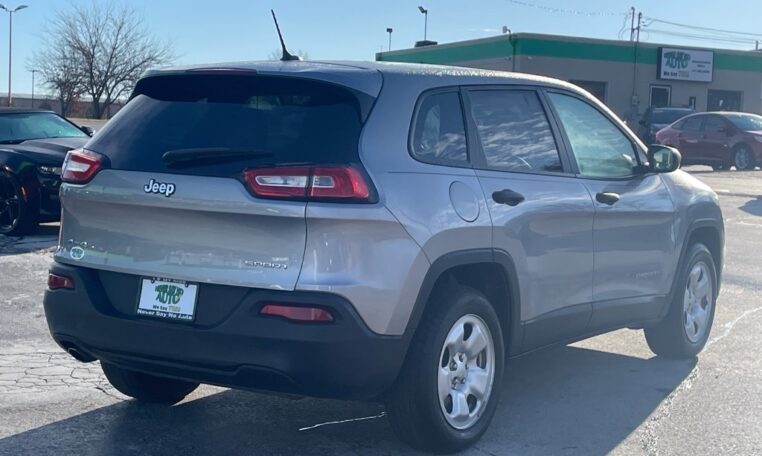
[[702, 116, 728, 133], [680, 116, 704, 132], [467, 90, 562, 173], [86, 74, 370, 176], [410, 91, 468, 165]]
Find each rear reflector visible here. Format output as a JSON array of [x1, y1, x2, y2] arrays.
[[62, 149, 105, 184], [260, 303, 334, 323], [243, 165, 371, 201], [48, 273, 75, 290]]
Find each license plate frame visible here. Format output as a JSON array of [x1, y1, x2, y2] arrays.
[[136, 277, 198, 322]]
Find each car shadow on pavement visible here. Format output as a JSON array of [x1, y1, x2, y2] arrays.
[[740, 197, 762, 217], [0, 224, 59, 256], [0, 344, 695, 456]]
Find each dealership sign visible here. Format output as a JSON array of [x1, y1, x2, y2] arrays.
[[658, 47, 714, 82]]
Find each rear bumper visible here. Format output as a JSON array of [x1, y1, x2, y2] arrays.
[[43, 262, 408, 400]]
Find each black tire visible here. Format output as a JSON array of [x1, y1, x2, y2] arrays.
[[101, 363, 199, 404], [0, 171, 38, 236], [385, 285, 504, 454], [644, 243, 717, 359], [711, 163, 725, 171], [732, 144, 756, 171]]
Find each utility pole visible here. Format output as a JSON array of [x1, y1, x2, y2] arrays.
[[629, 6, 636, 42], [30, 68, 36, 106], [636, 12, 642, 43], [630, 9, 643, 124], [386, 27, 393, 51]]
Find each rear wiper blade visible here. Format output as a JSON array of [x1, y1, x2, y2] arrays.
[[162, 148, 274, 166]]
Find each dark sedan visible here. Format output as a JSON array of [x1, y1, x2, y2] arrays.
[[638, 106, 695, 144], [656, 111, 762, 171], [0, 109, 91, 235]]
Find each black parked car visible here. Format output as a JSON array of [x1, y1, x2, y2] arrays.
[[0, 109, 92, 236], [638, 106, 695, 144]]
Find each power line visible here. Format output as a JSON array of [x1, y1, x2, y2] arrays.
[[504, 0, 625, 17], [645, 28, 758, 46], [645, 17, 762, 39]]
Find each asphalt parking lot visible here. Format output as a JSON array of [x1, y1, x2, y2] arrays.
[[1, 166, 761, 456]]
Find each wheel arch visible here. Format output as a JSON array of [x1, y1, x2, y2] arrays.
[[663, 219, 724, 321], [0, 150, 41, 196], [402, 249, 523, 358]]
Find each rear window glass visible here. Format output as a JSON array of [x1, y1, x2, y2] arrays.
[[86, 74, 369, 176], [677, 116, 703, 131], [410, 91, 468, 165], [651, 109, 693, 124]]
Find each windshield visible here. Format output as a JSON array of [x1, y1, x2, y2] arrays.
[[651, 110, 693, 124], [0, 112, 88, 143], [727, 114, 762, 131]]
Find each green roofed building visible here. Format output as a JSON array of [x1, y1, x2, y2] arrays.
[[376, 33, 762, 123]]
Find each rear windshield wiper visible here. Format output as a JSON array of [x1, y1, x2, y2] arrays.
[[162, 148, 274, 167]]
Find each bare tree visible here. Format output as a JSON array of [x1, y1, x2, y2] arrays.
[[41, 2, 173, 118], [30, 42, 84, 117]]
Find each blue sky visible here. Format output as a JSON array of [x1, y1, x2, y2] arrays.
[[7, 0, 762, 97]]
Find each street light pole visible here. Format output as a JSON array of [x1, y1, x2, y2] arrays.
[[418, 6, 428, 41], [0, 4, 28, 107], [386, 27, 393, 51]]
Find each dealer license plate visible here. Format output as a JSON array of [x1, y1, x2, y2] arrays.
[[136, 277, 198, 322]]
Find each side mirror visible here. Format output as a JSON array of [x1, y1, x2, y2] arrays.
[[648, 145, 681, 173], [80, 125, 95, 137]]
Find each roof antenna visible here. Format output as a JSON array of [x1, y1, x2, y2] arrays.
[[271, 10, 301, 61]]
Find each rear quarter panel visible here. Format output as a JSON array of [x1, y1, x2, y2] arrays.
[[348, 73, 493, 335]]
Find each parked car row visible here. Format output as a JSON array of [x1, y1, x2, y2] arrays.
[[638, 106, 695, 144], [634, 106, 762, 171], [656, 111, 762, 171], [0, 109, 93, 235]]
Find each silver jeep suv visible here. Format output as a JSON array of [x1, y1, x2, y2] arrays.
[[44, 61, 723, 453]]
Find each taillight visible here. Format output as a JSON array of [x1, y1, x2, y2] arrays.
[[243, 165, 372, 202], [61, 149, 105, 184], [48, 273, 75, 290], [260, 303, 334, 323]]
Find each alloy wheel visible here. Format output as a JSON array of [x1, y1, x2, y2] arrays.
[[734, 148, 752, 170], [437, 314, 495, 430], [0, 175, 21, 233]]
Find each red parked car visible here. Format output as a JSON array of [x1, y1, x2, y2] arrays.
[[655, 111, 762, 171]]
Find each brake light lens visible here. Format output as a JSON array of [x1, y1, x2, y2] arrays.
[[243, 166, 371, 201], [61, 149, 104, 184], [260, 303, 334, 323], [48, 273, 75, 290]]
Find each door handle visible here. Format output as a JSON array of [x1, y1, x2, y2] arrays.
[[492, 189, 525, 206], [596, 192, 620, 205]]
